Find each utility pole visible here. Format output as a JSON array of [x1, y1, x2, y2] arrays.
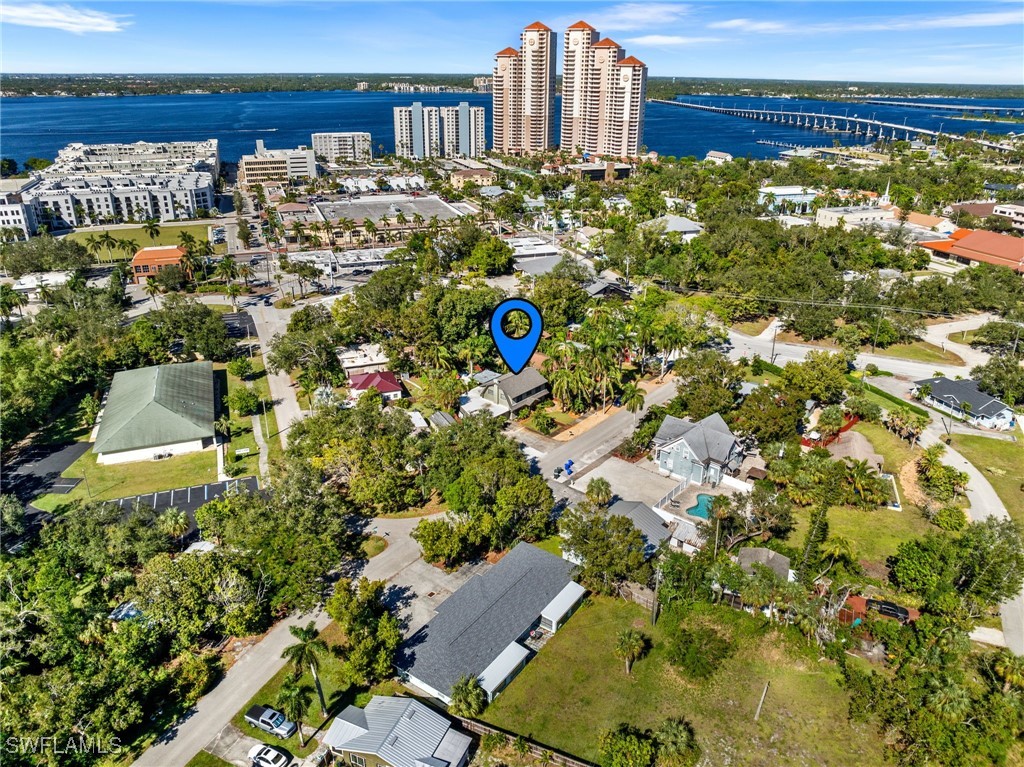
[[754, 681, 770, 721]]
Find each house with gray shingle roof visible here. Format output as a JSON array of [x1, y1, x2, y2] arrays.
[[459, 367, 549, 418], [93, 361, 215, 464], [912, 376, 1016, 431], [607, 500, 670, 558], [399, 543, 584, 704], [322, 696, 470, 767], [652, 412, 743, 485]]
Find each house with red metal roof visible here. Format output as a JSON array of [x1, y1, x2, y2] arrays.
[[349, 371, 404, 402]]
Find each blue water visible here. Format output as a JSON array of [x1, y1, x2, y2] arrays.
[[686, 493, 715, 520], [1, 90, 1021, 163]]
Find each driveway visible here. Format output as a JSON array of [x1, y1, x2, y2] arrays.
[[204, 725, 268, 767]]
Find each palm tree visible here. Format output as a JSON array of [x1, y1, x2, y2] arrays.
[[238, 263, 254, 287], [117, 238, 138, 261], [276, 679, 312, 747], [225, 282, 242, 310], [281, 621, 329, 717], [97, 230, 118, 262], [816, 536, 854, 580], [994, 650, 1024, 693], [143, 276, 160, 307], [0, 284, 27, 326], [215, 414, 233, 439], [158, 507, 190, 549], [586, 477, 612, 507], [614, 628, 646, 675], [142, 219, 161, 241], [655, 718, 697, 759], [178, 230, 197, 253], [448, 675, 487, 717], [620, 382, 645, 426], [926, 675, 971, 723], [290, 221, 306, 246], [215, 257, 239, 284], [83, 233, 102, 262]]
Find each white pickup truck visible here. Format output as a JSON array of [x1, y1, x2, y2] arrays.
[[243, 705, 297, 739]]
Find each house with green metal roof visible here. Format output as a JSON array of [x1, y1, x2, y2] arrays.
[[93, 361, 216, 464]]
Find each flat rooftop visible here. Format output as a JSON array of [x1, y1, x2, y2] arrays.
[[314, 194, 463, 224]]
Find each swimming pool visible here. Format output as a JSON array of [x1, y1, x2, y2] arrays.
[[685, 493, 715, 520]]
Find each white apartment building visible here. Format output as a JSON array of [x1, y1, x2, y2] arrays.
[[0, 180, 39, 239], [238, 140, 318, 186], [21, 173, 215, 227], [48, 140, 220, 176], [311, 132, 373, 163], [815, 205, 893, 229], [493, 22, 557, 154], [474, 76, 493, 93], [994, 203, 1024, 232], [394, 103, 441, 159], [439, 103, 486, 158], [560, 21, 647, 157]]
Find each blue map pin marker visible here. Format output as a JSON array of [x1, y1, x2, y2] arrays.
[[489, 298, 543, 375]]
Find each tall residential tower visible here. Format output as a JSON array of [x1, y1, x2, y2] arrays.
[[492, 21, 556, 155], [394, 102, 485, 159], [560, 21, 648, 157]]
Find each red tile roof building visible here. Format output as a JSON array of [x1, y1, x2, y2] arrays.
[[349, 371, 405, 400], [561, 21, 648, 158], [921, 229, 1024, 272], [130, 245, 188, 284]]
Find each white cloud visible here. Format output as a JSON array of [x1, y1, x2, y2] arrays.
[[708, 18, 787, 33], [625, 35, 722, 46], [0, 3, 130, 33], [707, 9, 1022, 35], [553, 3, 692, 33]]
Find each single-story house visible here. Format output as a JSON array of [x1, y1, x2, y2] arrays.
[[399, 542, 586, 703], [322, 696, 471, 767], [429, 411, 457, 430], [338, 343, 390, 376], [478, 186, 507, 200], [737, 547, 795, 582], [704, 150, 733, 165], [639, 214, 704, 242], [460, 367, 549, 418], [912, 376, 1016, 430], [607, 500, 671, 558], [584, 278, 631, 300], [11, 271, 72, 301], [652, 412, 744, 485], [93, 361, 216, 464], [349, 371, 405, 401]]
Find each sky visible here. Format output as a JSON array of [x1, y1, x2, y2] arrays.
[[1, 1, 1023, 84]]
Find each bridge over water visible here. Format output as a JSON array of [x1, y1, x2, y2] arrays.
[[649, 99, 1014, 153]]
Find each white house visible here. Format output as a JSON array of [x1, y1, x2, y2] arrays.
[[912, 377, 1016, 431]]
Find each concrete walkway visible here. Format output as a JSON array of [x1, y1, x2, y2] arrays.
[[922, 313, 995, 369]]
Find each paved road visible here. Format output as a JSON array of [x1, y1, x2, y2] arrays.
[[248, 300, 304, 448], [920, 313, 994, 369], [131, 514, 442, 767]]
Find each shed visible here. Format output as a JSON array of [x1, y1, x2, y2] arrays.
[[540, 581, 586, 632]]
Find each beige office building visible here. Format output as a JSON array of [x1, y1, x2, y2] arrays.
[[238, 140, 317, 186], [311, 132, 373, 163], [492, 21, 556, 154], [560, 21, 647, 157]]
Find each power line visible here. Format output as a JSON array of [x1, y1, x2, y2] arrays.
[[666, 285, 956, 318]]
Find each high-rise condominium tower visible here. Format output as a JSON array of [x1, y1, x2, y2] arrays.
[[560, 20, 648, 157], [394, 102, 485, 159], [492, 21, 557, 155]]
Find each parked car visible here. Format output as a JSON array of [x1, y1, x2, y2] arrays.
[[244, 705, 297, 739], [247, 744, 290, 767]]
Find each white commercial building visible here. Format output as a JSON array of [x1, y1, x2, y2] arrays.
[[815, 205, 893, 229], [560, 21, 647, 157], [394, 103, 441, 159], [493, 22, 557, 154], [439, 103, 487, 158], [238, 140, 317, 186], [311, 132, 373, 163], [47, 140, 220, 177], [994, 203, 1024, 232], [0, 179, 39, 239], [21, 173, 215, 227]]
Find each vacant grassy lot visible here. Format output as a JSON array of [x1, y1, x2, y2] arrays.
[[249, 356, 284, 468], [31, 448, 217, 512], [232, 622, 351, 757], [871, 340, 963, 365], [950, 434, 1024, 526], [64, 223, 222, 257], [483, 598, 883, 766], [732, 318, 773, 336]]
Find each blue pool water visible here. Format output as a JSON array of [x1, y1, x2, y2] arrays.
[[686, 493, 715, 520]]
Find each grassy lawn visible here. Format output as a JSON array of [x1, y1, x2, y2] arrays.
[[949, 434, 1024, 526], [219, 362, 261, 479], [949, 328, 981, 345], [532, 534, 563, 557], [64, 223, 226, 256], [183, 753, 233, 767], [32, 448, 217, 512], [871, 340, 963, 365], [249, 357, 284, 469], [384, 490, 448, 519], [732, 317, 773, 336], [231, 622, 352, 757], [361, 535, 388, 558], [853, 421, 919, 500], [483, 597, 883, 765]]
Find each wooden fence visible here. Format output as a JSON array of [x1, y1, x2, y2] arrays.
[[619, 581, 656, 611], [452, 716, 596, 767]]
